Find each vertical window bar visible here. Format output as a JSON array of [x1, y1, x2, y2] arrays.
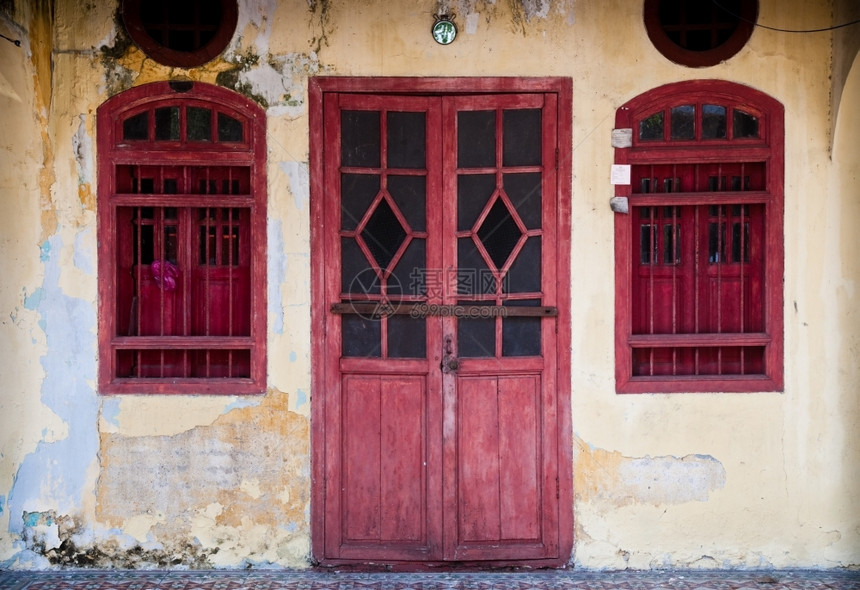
[[693, 205, 701, 374], [228, 209, 234, 337], [381, 109, 391, 359], [648, 207, 656, 337], [717, 206, 723, 334], [205, 208, 212, 336], [205, 207, 212, 378], [671, 206, 678, 376], [739, 198, 746, 374], [135, 205, 143, 376], [158, 206, 165, 338]]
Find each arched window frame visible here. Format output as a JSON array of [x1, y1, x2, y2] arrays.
[[97, 81, 267, 394], [614, 80, 783, 393]]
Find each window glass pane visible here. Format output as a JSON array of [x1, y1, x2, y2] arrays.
[[187, 107, 212, 141], [663, 224, 681, 264], [217, 113, 243, 142], [155, 107, 180, 141], [702, 104, 727, 139], [390, 239, 425, 298], [200, 224, 216, 265], [388, 316, 426, 358], [164, 225, 178, 264], [388, 175, 425, 231], [360, 199, 407, 270], [137, 221, 155, 264], [504, 173, 541, 229], [639, 111, 664, 141], [505, 237, 541, 293], [457, 238, 492, 296], [457, 301, 495, 357], [709, 221, 727, 263], [123, 112, 149, 140], [640, 223, 656, 265], [503, 109, 541, 167], [342, 315, 381, 357], [733, 109, 759, 138], [341, 110, 380, 167], [387, 111, 426, 169], [458, 110, 496, 168], [458, 174, 496, 231], [477, 199, 522, 269], [341, 174, 380, 231], [502, 300, 541, 357], [341, 237, 376, 294], [670, 105, 695, 140]]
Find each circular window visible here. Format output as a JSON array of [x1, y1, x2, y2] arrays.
[[644, 0, 757, 68], [122, 0, 238, 68]]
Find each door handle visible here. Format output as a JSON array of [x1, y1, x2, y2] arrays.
[[442, 336, 459, 373]]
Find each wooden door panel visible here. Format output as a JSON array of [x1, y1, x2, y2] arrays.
[[456, 375, 542, 551], [341, 375, 431, 551]]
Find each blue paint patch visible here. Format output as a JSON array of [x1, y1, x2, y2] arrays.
[[8, 234, 99, 536], [267, 219, 287, 335], [278, 161, 310, 211], [23, 512, 52, 527], [295, 389, 308, 409], [289, 351, 297, 362], [23, 288, 43, 310], [73, 228, 94, 275], [101, 398, 121, 428], [0, 495, 5, 515]]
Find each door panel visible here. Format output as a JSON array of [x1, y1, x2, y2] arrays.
[[457, 375, 541, 544], [315, 83, 569, 566], [342, 375, 429, 544]]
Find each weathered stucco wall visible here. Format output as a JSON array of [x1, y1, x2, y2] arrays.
[[0, 0, 858, 570]]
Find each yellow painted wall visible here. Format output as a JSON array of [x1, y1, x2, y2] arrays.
[[0, 0, 857, 570]]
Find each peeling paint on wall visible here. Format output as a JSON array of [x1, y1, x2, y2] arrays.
[[268, 219, 287, 336], [574, 437, 727, 507], [279, 162, 310, 211], [96, 390, 310, 568], [7, 234, 99, 543]]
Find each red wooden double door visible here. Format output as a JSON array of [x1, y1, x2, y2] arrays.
[[311, 79, 571, 566]]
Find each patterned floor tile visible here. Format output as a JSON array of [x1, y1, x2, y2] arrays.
[[0, 570, 858, 590]]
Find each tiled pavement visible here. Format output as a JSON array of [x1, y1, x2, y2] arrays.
[[0, 569, 858, 590]]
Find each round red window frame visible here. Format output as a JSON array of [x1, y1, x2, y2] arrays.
[[644, 0, 758, 68], [121, 0, 238, 68]]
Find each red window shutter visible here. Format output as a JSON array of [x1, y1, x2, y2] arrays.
[[614, 80, 783, 393], [97, 82, 266, 394]]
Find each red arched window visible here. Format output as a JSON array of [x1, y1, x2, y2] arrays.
[[614, 80, 783, 393], [97, 81, 266, 394]]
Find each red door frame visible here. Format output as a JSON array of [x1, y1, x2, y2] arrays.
[[309, 77, 573, 568]]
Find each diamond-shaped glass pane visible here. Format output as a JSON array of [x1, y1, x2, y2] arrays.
[[477, 198, 522, 269], [360, 198, 407, 270]]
